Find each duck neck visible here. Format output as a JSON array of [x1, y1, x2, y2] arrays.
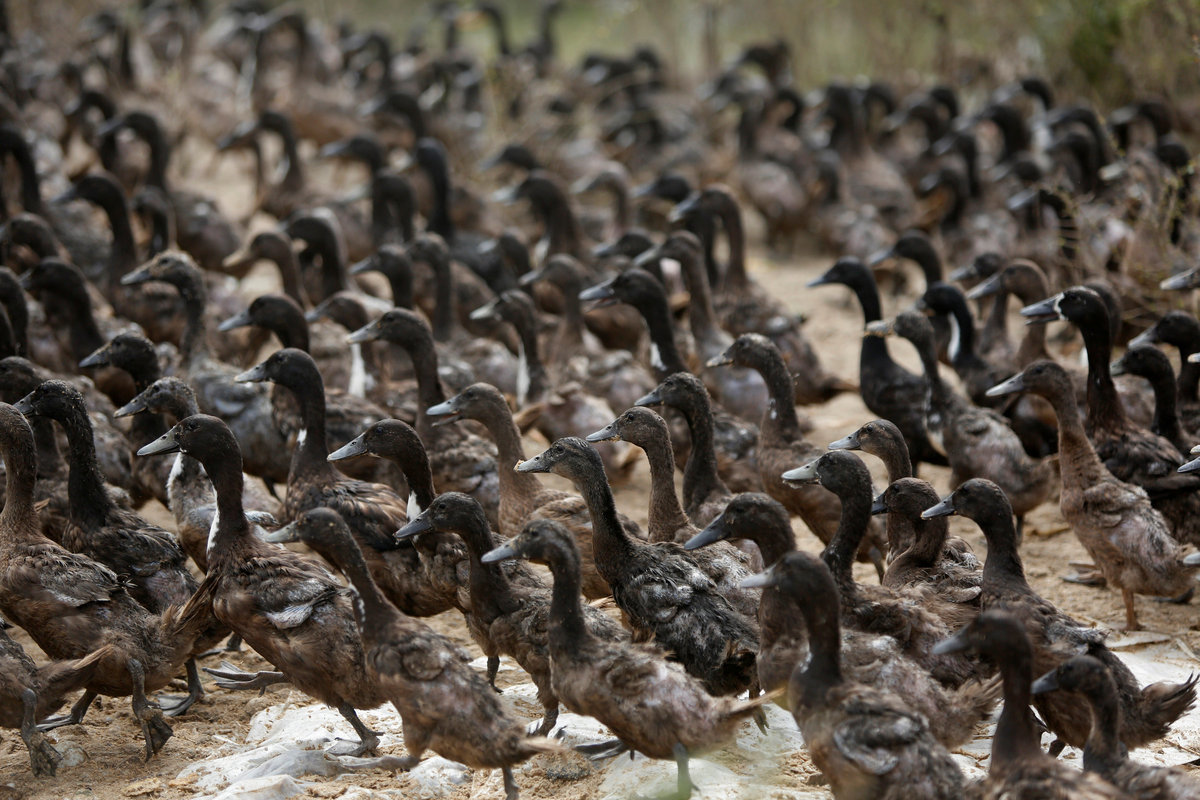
[[207, 450, 252, 567], [176, 274, 213, 367], [510, 311, 548, 407], [1080, 679, 1128, 775], [552, 275, 586, 346], [797, 589, 843, 709], [574, 461, 636, 565], [58, 405, 117, 524], [909, 331, 952, 413], [1078, 314, 1126, 431], [337, 531, 401, 627], [426, 158, 455, 241], [275, 123, 305, 195], [980, 514, 1031, 595], [102, 194, 138, 295], [638, 429, 690, 543], [50, 287, 105, 362], [32, 417, 62, 479], [715, 196, 748, 291], [674, 392, 728, 512], [849, 275, 895, 375], [747, 345, 802, 440], [481, 404, 543, 502], [383, 265, 414, 310], [821, 482, 872, 589], [676, 248, 722, 349], [873, 446, 912, 483], [637, 293, 688, 379], [981, 290, 1008, 352], [0, 425, 37, 525], [141, 128, 171, 192], [545, 545, 591, 653], [7, 138, 44, 215], [991, 644, 1044, 775], [544, 197, 582, 258], [430, 255, 456, 343], [1143, 365, 1184, 447], [405, 335, 446, 440], [268, 311, 311, 353], [316, 242, 350, 301], [271, 247, 308, 308], [285, 373, 334, 483], [459, 510, 518, 617], [943, 296, 977, 368], [898, 514, 947, 569]]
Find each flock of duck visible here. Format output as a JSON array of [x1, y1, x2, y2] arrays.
[[2, 2, 1200, 799]]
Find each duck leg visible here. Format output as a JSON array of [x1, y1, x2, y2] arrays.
[[575, 738, 630, 760], [636, 743, 694, 800], [203, 660, 288, 693], [1122, 588, 1141, 631], [487, 655, 501, 692], [21, 688, 62, 777], [329, 703, 380, 756], [158, 658, 204, 716], [344, 708, 423, 771], [502, 766, 519, 800], [38, 689, 97, 731], [128, 658, 173, 760], [528, 683, 559, 736]]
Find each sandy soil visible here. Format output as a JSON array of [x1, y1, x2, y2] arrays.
[[4, 143, 1200, 799]]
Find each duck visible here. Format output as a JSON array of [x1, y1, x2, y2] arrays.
[[808, 256, 944, 469], [346, 310, 502, 526], [744, 551, 966, 800], [397, 491, 631, 737], [923, 477, 1198, 749], [635, 371, 762, 509], [1130, 311, 1200, 410], [1032, 655, 1200, 800], [828, 418, 913, 483], [1111, 346, 1198, 452], [0, 629, 109, 776], [119, 250, 291, 488], [14, 379, 217, 714], [709, 333, 887, 575], [235, 348, 452, 617], [917, 281, 1011, 407], [517, 437, 760, 697], [424, 381, 643, 598], [867, 311, 1054, 534], [585, 407, 760, 613], [933, 611, 1127, 799], [871, 478, 983, 605], [219, 229, 310, 304], [113, 377, 281, 572], [482, 520, 774, 800], [136, 414, 391, 756], [276, 507, 560, 799], [783, 450, 978, 686], [0, 403, 211, 759], [986, 361, 1197, 629]]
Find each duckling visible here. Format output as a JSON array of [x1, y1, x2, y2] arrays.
[[808, 257, 943, 469], [933, 611, 1127, 799], [279, 507, 560, 799], [0, 630, 109, 776], [120, 251, 290, 488], [114, 377, 281, 572], [872, 478, 982, 605], [585, 407, 760, 614], [137, 415, 391, 756], [1033, 656, 1200, 800], [708, 334, 886, 575], [517, 438, 760, 697], [482, 520, 774, 800], [15, 380, 217, 715], [987, 361, 1197, 629], [867, 311, 1054, 534], [636, 371, 762, 509], [744, 551, 966, 800], [0, 403, 211, 759], [828, 418, 912, 483], [235, 348, 452, 617], [1112, 346, 1198, 453], [347, 311, 502, 526], [783, 451, 977, 686], [924, 477, 1198, 749], [425, 381, 643, 598]]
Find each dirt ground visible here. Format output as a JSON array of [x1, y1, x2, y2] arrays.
[[4, 144, 1200, 799]]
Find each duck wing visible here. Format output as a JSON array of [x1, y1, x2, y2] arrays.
[[832, 698, 927, 775]]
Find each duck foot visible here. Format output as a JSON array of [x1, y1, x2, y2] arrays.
[[331, 703, 379, 757], [129, 658, 173, 760], [1062, 568, 1106, 587], [203, 661, 288, 693], [159, 659, 203, 717], [340, 753, 420, 772], [634, 743, 694, 800], [22, 689, 62, 777], [38, 689, 97, 731], [1155, 587, 1195, 605], [528, 705, 559, 736], [575, 738, 629, 761], [503, 766, 519, 800]]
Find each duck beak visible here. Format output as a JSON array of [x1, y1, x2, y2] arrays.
[[1190, 353, 1200, 364], [137, 427, 182, 456], [921, 496, 957, 519], [114, 394, 149, 419], [667, 192, 700, 224], [1178, 456, 1200, 475], [1030, 669, 1061, 695], [11, 394, 36, 416], [1020, 295, 1064, 325], [469, 298, 500, 321], [634, 388, 663, 407], [782, 460, 819, 485], [947, 263, 978, 283], [261, 520, 301, 544], [120, 266, 154, 286], [515, 449, 551, 473], [1128, 329, 1158, 349], [1006, 187, 1038, 212], [864, 319, 894, 337], [986, 373, 1026, 398], [866, 247, 893, 267], [328, 433, 369, 462], [317, 140, 353, 159], [579, 278, 618, 310], [222, 246, 255, 273], [828, 431, 861, 451], [218, 310, 254, 332], [737, 563, 778, 589], [870, 493, 888, 515], [348, 256, 376, 276], [49, 186, 80, 205], [491, 186, 519, 205], [235, 362, 269, 383], [79, 344, 112, 369], [426, 399, 462, 427], [705, 348, 734, 369], [481, 540, 519, 564], [966, 272, 1004, 300], [347, 318, 382, 344], [931, 628, 971, 655], [805, 269, 837, 288], [1109, 357, 1128, 377], [304, 304, 327, 323], [684, 514, 730, 550], [1183, 552, 1200, 566], [1160, 270, 1200, 291], [518, 269, 543, 288], [585, 422, 620, 443], [395, 509, 433, 540]]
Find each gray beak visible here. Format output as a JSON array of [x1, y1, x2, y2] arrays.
[[262, 520, 301, 544], [137, 427, 183, 456], [585, 422, 620, 443], [737, 563, 777, 589], [219, 310, 254, 332], [347, 319, 383, 344], [120, 266, 154, 286], [114, 395, 149, 419], [1020, 295, 1063, 325], [931, 628, 971, 655], [986, 373, 1026, 398], [781, 460, 819, 485], [828, 432, 860, 451], [79, 345, 112, 369], [235, 363, 269, 383], [481, 541, 519, 564], [395, 509, 434, 540], [966, 272, 1004, 300], [1030, 670, 1061, 695], [328, 433, 369, 462], [921, 496, 956, 519]]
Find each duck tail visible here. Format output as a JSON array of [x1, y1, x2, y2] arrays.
[[940, 674, 1003, 748], [1135, 673, 1198, 742], [36, 643, 116, 707], [721, 687, 786, 723], [160, 572, 220, 655], [516, 735, 568, 759]]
